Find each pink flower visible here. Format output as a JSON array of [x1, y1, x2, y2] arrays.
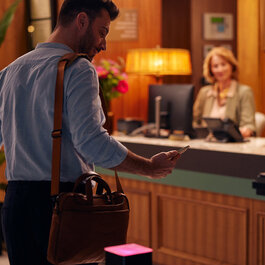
[[115, 80, 129, 93], [96, 66, 108, 78], [121, 72, 128, 79], [110, 67, 119, 75]]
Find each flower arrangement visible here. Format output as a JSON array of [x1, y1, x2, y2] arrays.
[[95, 58, 129, 110]]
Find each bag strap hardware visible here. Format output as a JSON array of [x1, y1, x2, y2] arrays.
[[51, 129, 62, 138]]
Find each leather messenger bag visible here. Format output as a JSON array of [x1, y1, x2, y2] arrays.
[[47, 53, 130, 265]]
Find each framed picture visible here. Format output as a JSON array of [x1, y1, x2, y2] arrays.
[[203, 44, 233, 59], [203, 44, 215, 58], [203, 13, 233, 40], [107, 8, 138, 41]]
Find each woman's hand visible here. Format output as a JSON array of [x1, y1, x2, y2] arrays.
[[239, 127, 253, 138]]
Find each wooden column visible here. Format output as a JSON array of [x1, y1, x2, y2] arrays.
[[237, 0, 261, 111]]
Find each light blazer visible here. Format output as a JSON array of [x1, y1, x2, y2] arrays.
[[193, 82, 256, 132]]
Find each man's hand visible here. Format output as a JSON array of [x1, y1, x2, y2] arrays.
[[113, 150, 181, 179], [148, 150, 180, 179]]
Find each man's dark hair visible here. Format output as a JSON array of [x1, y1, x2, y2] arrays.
[[58, 0, 119, 26]]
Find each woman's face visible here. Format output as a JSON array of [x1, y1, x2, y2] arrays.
[[210, 55, 233, 83]]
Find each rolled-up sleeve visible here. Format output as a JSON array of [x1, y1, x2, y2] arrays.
[[64, 60, 128, 168]]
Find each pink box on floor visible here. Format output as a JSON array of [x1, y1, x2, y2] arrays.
[[104, 243, 153, 265]]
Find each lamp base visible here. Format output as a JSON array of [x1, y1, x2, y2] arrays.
[[144, 128, 170, 138]]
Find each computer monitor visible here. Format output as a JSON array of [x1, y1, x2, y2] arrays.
[[148, 84, 194, 137]]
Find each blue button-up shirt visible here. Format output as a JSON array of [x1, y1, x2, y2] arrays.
[[0, 42, 127, 182]]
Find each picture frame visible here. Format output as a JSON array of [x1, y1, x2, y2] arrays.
[[203, 13, 233, 40]]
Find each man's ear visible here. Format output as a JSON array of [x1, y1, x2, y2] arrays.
[[76, 12, 90, 31]]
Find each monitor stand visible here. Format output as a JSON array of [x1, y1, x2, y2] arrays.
[[144, 96, 170, 138]]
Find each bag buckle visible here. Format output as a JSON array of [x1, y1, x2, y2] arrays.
[[52, 129, 62, 138]]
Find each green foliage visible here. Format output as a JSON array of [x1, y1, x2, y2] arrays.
[[0, 0, 22, 189], [0, 0, 22, 47]]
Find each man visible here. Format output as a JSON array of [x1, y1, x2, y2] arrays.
[[0, 0, 180, 264]]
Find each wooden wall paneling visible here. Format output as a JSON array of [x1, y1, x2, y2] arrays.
[[162, 0, 192, 85], [259, 0, 265, 114], [260, 52, 265, 116], [237, 0, 261, 112], [95, 0, 162, 128], [55, 0, 162, 127], [0, 0, 28, 70], [190, 0, 237, 96], [162, 0, 191, 50]]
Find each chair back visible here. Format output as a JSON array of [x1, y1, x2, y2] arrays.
[[255, 112, 265, 136]]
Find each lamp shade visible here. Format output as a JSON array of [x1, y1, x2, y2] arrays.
[[125, 47, 192, 76]]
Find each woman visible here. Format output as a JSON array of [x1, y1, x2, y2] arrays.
[[193, 47, 256, 138]]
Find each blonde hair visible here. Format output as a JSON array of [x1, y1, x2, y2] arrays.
[[203, 46, 238, 84]]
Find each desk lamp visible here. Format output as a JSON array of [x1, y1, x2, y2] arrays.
[[125, 47, 192, 137]]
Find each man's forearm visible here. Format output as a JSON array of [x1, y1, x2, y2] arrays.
[[112, 149, 180, 179], [112, 150, 152, 177]]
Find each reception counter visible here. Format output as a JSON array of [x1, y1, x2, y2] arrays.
[[97, 135, 265, 200], [113, 135, 265, 178], [97, 135, 265, 265]]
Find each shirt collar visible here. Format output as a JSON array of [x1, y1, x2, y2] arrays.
[[35, 42, 74, 53], [206, 80, 237, 98]]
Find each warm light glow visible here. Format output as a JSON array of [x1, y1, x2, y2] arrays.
[[125, 47, 192, 76], [27, 25, 35, 33]]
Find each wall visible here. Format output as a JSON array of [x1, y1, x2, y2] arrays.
[[260, 0, 265, 115], [259, 0, 265, 115], [190, 0, 237, 96], [162, 0, 192, 85], [237, 0, 262, 113], [1, 0, 264, 118], [57, 0, 162, 125], [96, 0, 162, 125]]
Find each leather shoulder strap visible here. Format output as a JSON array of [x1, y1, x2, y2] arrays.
[[51, 53, 119, 196], [51, 53, 89, 196]]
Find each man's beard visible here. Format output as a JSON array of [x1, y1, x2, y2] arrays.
[[78, 25, 96, 60]]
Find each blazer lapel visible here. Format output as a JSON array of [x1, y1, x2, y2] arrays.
[[203, 95, 215, 117]]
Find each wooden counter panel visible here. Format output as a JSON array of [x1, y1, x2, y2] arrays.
[[257, 213, 265, 265], [157, 195, 247, 265], [101, 174, 265, 265], [125, 188, 152, 247]]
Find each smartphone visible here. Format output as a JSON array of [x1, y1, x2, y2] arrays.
[[177, 145, 190, 155], [170, 145, 190, 160]]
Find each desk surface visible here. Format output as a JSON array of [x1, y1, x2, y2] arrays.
[[113, 135, 265, 179], [114, 135, 265, 156]]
